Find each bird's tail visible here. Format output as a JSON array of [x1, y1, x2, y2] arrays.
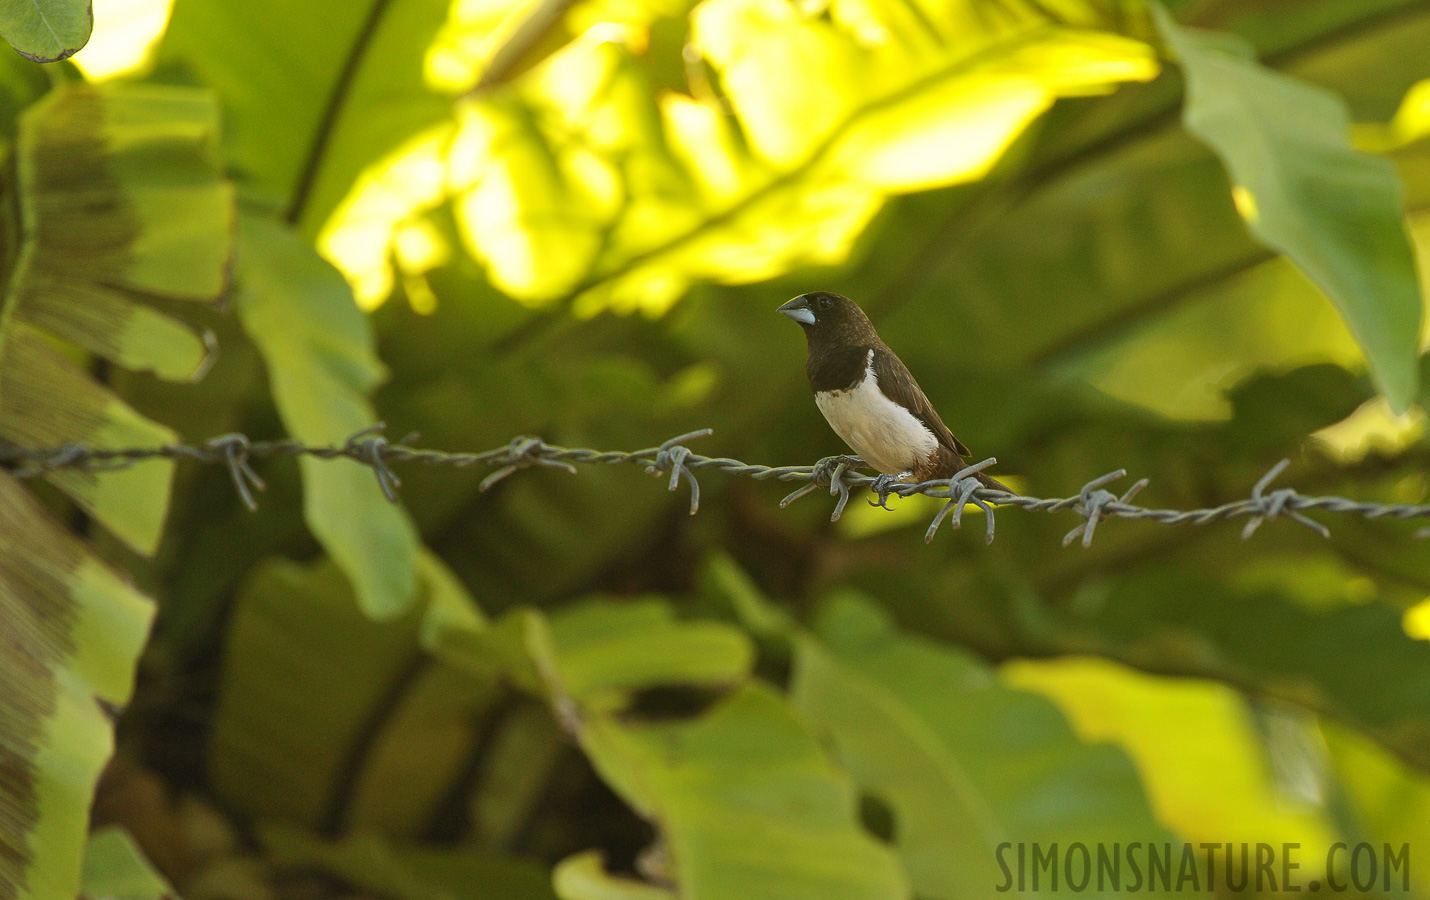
[[974, 470, 1014, 494]]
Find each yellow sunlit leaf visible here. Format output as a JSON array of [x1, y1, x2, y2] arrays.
[[568, 0, 690, 35], [1359, 78, 1430, 151], [1006, 658, 1337, 860], [441, 0, 1157, 315], [73, 0, 174, 80], [835, 80, 1050, 190], [655, 175, 883, 285], [827, 0, 894, 48], [427, 0, 686, 93], [426, 0, 541, 92], [394, 220, 451, 274], [837, 493, 959, 540], [1391, 78, 1430, 145], [661, 93, 759, 201], [320, 126, 452, 311], [1404, 598, 1430, 640], [450, 91, 620, 301], [693, 0, 869, 166], [1312, 396, 1426, 463], [836, 24, 1164, 193], [403, 274, 440, 315], [1231, 184, 1258, 223], [573, 264, 689, 317]]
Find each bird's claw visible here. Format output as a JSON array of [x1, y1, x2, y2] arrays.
[[868, 472, 909, 510]]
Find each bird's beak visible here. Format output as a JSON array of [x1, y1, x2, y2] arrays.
[[778, 296, 816, 325]]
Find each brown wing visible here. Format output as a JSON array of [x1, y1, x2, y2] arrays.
[[870, 345, 971, 458]]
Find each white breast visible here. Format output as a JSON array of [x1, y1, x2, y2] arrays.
[[814, 350, 937, 475]]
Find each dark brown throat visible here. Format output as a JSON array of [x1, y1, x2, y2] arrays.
[[806, 343, 871, 393], [804, 303, 881, 384]]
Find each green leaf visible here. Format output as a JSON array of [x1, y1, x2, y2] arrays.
[[235, 214, 419, 618], [1152, 3, 1424, 412], [1048, 256, 1369, 420], [577, 684, 909, 900], [80, 827, 175, 900], [547, 598, 754, 704], [494, 599, 899, 899], [457, 597, 758, 709], [701, 553, 794, 639], [0, 0, 91, 62], [0, 79, 228, 900], [0, 473, 154, 900], [208, 551, 495, 836], [261, 823, 556, 900], [790, 593, 1171, 900]]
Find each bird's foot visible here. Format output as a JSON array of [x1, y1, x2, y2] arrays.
[[868, 471, 912, 510], [811, 454, 866, 483]]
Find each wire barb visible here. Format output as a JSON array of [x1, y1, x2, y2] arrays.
[[479, 435, 578, 492], [1240, 459, 1330, 540], [820, 457, 860, 522], [203, 434, 266, 511], [344, 424, 403, 503], [2, 427, 1428, 548], [1060, 470, 1142, 549], [925, 459, 1001, 545], [645, 430, 712, 515]]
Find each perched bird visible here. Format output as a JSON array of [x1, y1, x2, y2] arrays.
[[778, 291, 1011, 503]]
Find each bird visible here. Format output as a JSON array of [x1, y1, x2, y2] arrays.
[[778, 291, 1012, 506]]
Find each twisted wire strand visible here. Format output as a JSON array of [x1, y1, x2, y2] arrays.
[[2, 426, 1427, 547]]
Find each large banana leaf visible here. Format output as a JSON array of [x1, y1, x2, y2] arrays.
[[260, 824, 555, 900], [0, 472, 154, 900], [0, 81, 232, 900], [865, 8, 1430, 418], [207, 551, 495, 835], [446, 1, 1158, 313], [1, 82, 234, 553]]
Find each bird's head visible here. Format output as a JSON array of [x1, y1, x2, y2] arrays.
[[777, 292, 875, 343]]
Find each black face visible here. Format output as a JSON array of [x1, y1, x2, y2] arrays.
[[777, 291, 869, 332]]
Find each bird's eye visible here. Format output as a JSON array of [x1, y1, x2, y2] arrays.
[[817, 296, 832, 310]]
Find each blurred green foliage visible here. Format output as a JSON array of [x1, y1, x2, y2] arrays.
[[0, 1, 1428, 899]]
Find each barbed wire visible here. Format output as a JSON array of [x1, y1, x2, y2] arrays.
[[2, 425, 1427, 547]]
